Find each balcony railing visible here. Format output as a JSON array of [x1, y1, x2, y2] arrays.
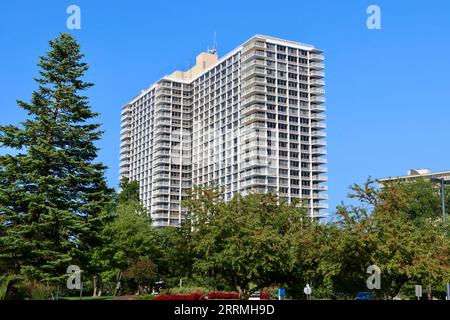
[[241, 103, 266, 115], [310, 79, 325, 87], [311, 113, 326, 121], [311, 105, 326, 112], [310, 88, 325, 95], [242, 77, 266, 88], [310, 62, 325, 70], [241, 113, 266, 124], [310, 54, 324, 61], [241, 95, 266, 107], [312, 185, 328, 191], [312, 122, 327, 129], [312, 166, 328, 173], [310, 71, 325, 78], [311, 96, 326, 104], [312, 148, 327, 155]]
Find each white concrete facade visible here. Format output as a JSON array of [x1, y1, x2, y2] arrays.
[[120, 35, 328, 227]]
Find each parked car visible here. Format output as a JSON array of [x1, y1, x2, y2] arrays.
[[249, 291, 261, 300], [355, 292, 372, 300]]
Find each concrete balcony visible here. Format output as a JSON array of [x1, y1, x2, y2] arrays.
[[154, 142, 172, 150], [153, 158, 171, 166], [240, 168, 269, 179], [312, 131, 327, 139], [153, 196, 169, 203], [155, 88, 172, 97], [120, 133, 131, 141], [120, 114, 131, 122], [311, 139, 327, 146], [153, 173, 170, 181], [121, 108, 131, 118], [241, 177, 267, 188], [241, 50, 266, 62], [155, 97, 172, 104], [153, 164, 170, 173], [119, 153, 130, 162], [312, 122, 327, 129], [154, 111, 171, 121], [154, 134, 171, 143], [312, 185, 328, 191], [310, 88, 325, 95], [241, 85, 266, 98], [310, 54, 324, 62], [241, 67, 266, 79], [152, 181, 170, 188], [312, 203, 329, 210], [241, 41, 265, 55], [241, 140, 268, 150], [241, 112, 266, 125], [311, 96, 326, 104], [310, 62, 325, 70], [158, 81, 172, 89], [311, 113, 326, 121], [241, 95, 266, 107], [152, 205, 170, 211], [119, 160, 129, 169], [119, 147, 130, 155], [312, 148, 327, 156], [155, 103, 171, 111], [154, 127, 172, 136], [313, 193, 329, 200], [242, 77, 266, 88], [312, 166, 328, 173], [311, 105, 326, 113], [310, 71, 325, 79], [152, 189, 170, 196], [119, 167, 129, 176], [119, 140, 130, 149], [155, 119, 172, 127], [242, 59, 266, 72], [312, 157, 327, 164], [241, 158, 270, 169], [310, 79, 325, 87], [241, 103, 266, 116]]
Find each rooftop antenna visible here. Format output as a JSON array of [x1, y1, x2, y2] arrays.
[[208, 31, 218, 55]]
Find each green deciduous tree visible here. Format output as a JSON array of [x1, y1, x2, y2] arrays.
[[183, 187, 306, 299], [89, 179, 158, 295], [0, 33, 111, 286], [329, 179, 450, 299], [123, 257, 157, 294]]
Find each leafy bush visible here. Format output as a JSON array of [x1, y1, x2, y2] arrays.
[[161, 286, 208, 295]]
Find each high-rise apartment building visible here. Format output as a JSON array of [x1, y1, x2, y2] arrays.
[[120, 35, 328, 227]]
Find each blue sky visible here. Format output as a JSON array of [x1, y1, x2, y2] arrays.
[[1, 0, 450, 214]]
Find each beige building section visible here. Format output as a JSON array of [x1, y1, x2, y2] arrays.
[[168, 52, 219, 82]]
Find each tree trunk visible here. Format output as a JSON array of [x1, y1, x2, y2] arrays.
[[237, 286, 249, 300], [93, 275, 97, 297]]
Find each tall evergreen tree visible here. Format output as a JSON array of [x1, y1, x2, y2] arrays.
[[0, 33, 111, 283]]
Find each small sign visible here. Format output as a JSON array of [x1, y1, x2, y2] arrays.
[[304, 284, 312, 295], [415, 285, 422, 299], [278, 288, 286, 297]]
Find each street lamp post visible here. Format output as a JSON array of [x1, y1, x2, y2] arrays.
[[431, 178, 448, 226], [431, 177, 449, 300]]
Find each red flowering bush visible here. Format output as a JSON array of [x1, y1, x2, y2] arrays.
[[260, 291, 271, 300], [153, 291, 241, 300], [206, 292, 240, 300], [153, 292, 205, 300]]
